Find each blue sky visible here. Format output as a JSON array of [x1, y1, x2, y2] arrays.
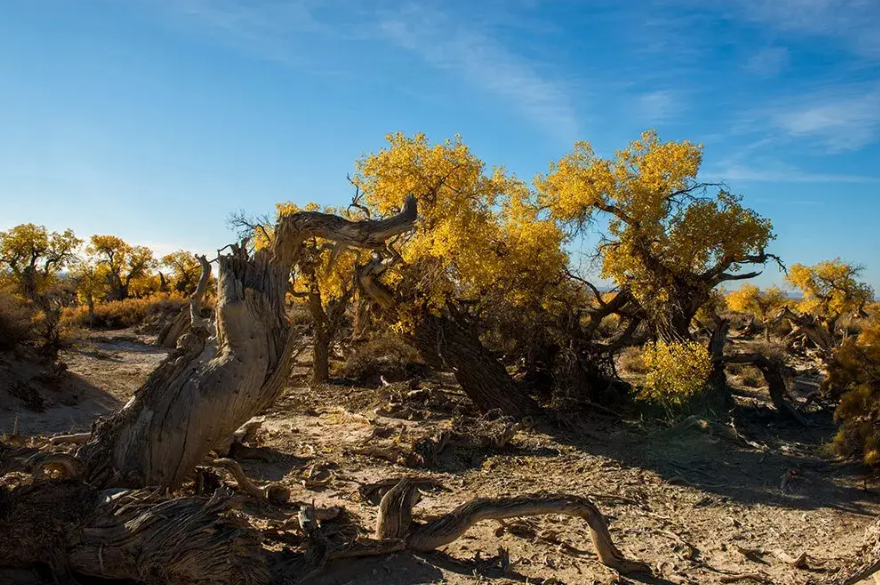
[[1, 0, 878, 289]]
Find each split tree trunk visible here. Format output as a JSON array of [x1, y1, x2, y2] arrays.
[[76, 198, 418, 490]]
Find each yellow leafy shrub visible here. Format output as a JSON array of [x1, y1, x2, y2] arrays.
[[827, 314, 880, 464], [639, 340, 712, 406]]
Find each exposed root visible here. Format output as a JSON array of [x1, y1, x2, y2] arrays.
[[352, 416, 519, 469], [0, 481, 270, 585], [211, 457, 289, 503], [48, 433, 91, 446], [356, 476, 446, 504], [26, 452, 86, 480], [375, 477, 651, 575]]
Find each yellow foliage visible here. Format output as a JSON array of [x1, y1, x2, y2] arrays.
[[786, 259, 873, 321], [639, 340, 712, 406], [87, 235, 156, 301], [0, 223, 81, 299], [161, 250, 203, 294], [61, 293, 186, 329], [351, 133, 568, 327], [537, 130, 774, 325], [727, 284, 787, 322], [827, 314, 880, 465]]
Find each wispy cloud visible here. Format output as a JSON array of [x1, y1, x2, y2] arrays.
[[770, 85, 880, 151], [703, 163, 879, 184], [376, 4, 579, 141], [723, 0, 880, 59], [145, 0, 580, 141], [744, 47, 790, 77], [637, 90, 678, 123]]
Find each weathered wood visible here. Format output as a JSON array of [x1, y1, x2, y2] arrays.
[[77, 200, 419, 490], [0, 481, 270, 584]]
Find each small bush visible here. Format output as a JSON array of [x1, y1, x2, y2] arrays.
[[618, 346, 649, 375], [739, 366, 763, 388], [0, 293, 34, 349], [638, 340, 712, 407], [62, 294, 187, 329], [341, 333, 425, 384], [289, 304, 314, 329], [826, 314, 880, 465]]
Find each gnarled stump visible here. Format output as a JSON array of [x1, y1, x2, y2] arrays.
[[0, 481, 269, 584], [77, 198, 418, 490]]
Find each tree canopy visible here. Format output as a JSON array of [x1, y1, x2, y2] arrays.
[[537, 130, 777, 340]]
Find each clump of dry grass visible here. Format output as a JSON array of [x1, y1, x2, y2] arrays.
[[618, 346, 649, 375], [341, 333, 425, 384], [62, 294, 187, 329], [0, 292, 34, 349]]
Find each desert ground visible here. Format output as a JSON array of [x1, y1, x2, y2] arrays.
[[2, 327, 877, 585]]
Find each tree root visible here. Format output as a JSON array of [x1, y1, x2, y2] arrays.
[[372, 477, 651, 575], [0, 480, 270, 584], [48, 432, 91, 445], [211, 457, 290, 503]]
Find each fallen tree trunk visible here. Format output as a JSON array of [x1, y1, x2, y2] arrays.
[[76, 198, 418, 490]]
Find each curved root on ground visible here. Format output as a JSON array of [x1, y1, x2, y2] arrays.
[[211, 457, 289, 503], [373, 477, 651, 575]]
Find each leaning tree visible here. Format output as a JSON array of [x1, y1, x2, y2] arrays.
[[75, 200, 419, 490]]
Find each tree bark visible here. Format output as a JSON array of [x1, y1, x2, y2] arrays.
[[76, 198, 418, 490], [310, 291, 331, 384], [407, 311, 539, 419], [0, 480, 270, 584], [704, 317, 735, 411]]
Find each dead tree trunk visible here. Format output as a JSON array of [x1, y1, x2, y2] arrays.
[[76, 198, 418, 490], [157, 256, 212, 349], [703, 317, 735, 412], [311, 296, 331, 384]]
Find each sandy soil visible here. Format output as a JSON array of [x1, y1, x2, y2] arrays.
[[2, 330, 878, 585]]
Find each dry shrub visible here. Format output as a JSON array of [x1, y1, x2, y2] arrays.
[[826, 314, 880, 465], [618, 346, 648, 375], [739, 366, 763, 388], [726, 361, 745, 376], [341, 333, 425, 384], [288, 304, 313, 328], [0, 293, 34, 350], [721, 310, 754, 332], [62, 294, 187, 329]]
